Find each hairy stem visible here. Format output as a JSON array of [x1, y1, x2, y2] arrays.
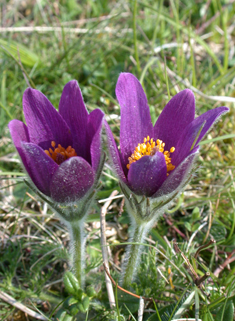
[[122, 222, 149, 289], [70, 221, 85, 289]]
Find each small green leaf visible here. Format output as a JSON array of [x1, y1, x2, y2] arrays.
[[69, 304, 80, 316], [64, 296, 79, 309], [75, 289, 84, 301], [192, 222, 201, 232], [82, 296, 90, 311], [77, 302, 86, 313], [76, 296, 90, 313], [55, 309, 73, 321], [63, 315, 74, 321], [63, 271, 80, 296], [192, 207, 201, 220], [185, 222, 192, 232], [86, 285, 97, 298]]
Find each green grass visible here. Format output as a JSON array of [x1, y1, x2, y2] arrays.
[[1, 0, 235, 320]]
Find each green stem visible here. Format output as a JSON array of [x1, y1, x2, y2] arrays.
[[122, 222, 148, 289], [70, 221, 85, 289]]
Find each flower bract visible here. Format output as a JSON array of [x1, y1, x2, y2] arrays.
[[9, 80, 104, 204]]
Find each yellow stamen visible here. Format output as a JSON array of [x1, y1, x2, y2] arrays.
[[44, 141, 77, 165], [126, 136, 175, 175]]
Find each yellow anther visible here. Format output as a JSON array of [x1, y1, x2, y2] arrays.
[[127, 136, 175, 174], [44, 141, 77, 165], [45, 150, 50, 157]]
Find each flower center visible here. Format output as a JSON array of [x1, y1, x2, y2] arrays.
[[44, 141, 77, 165], [127, 136, 175, 174]]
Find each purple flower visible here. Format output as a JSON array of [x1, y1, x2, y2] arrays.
[[105, 73, 229, 201], [9, 80, 104, 204]]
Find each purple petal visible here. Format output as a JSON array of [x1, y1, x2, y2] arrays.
[[104, 120, 128, 184], [154, 89, 195, 151], [23, 88, 72, 150], [50, 157, 95, 203], [194, 106, 229, 145], [172, 106, 229, 167], [21, 142, 58, 196], [127, 152, 167, 197], [86, 109, 105, 172], [116, 73, 154, 166], [152, 147, 199, 199], [8, 120, 30, 158], [9, 119, 30, 143], [59, 80, 89, 159]]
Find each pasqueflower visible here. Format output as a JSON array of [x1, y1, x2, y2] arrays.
[[105, 73, 228, 202], [9, 80, 104, 205], [8, 80, 105, 288], [105, 73, 229, 287]]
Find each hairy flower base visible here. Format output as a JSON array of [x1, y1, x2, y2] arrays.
[[127, 135, 175, 174], [44, 141, 77, 165], [25, 179, 97, 223], [119, 152, 198, 287], [120, 182, 181, 225], [120, 187, 180, 289]]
